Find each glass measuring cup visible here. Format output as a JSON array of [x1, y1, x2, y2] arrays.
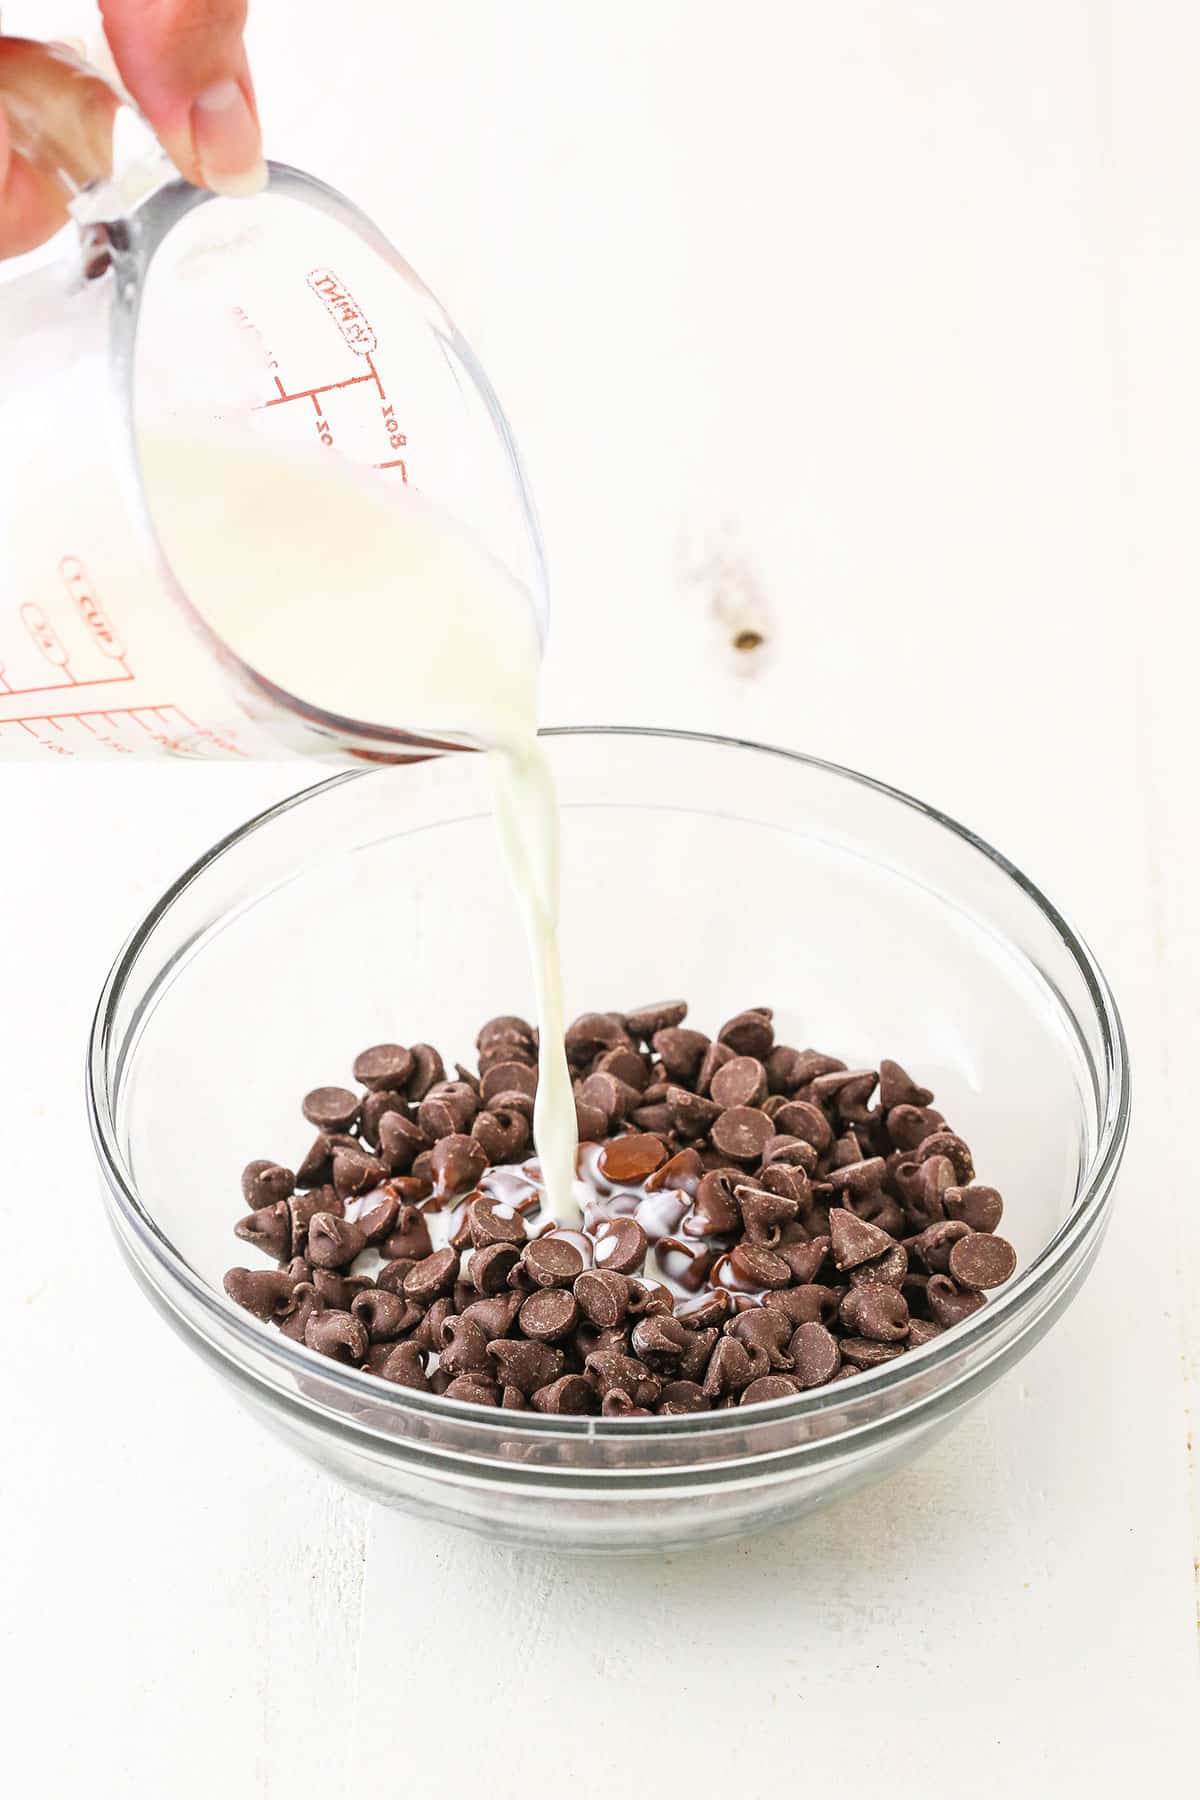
[[0, 42, 547, 761]]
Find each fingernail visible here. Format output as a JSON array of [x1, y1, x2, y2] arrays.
[[191, 80, 266, 198]]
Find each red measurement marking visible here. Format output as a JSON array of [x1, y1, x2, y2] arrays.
[[365, 353, 386, 400], [376, 459, 409, 480], [20, 602, 73, 672], [259, 371, 375, 409], [59, 556, 128, 663], [306, 269, 377, 356]]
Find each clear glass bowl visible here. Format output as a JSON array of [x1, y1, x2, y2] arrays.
[[89, 729, 1129, 1553]]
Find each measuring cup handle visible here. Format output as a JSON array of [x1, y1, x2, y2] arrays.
[[0, 37, 118, 197]]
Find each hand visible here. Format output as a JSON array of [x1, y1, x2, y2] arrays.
[[0, 2, 264, 260]]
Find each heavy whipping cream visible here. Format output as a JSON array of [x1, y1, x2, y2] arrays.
[[139, 433, 580, 1224]]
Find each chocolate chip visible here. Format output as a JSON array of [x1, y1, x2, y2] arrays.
[[879, 1058, 934, 1111], [377, 1111, 429, 1174], [461, 1291, 523, 1339], [735, 1186, 798, 1245], [775, 1238, 831, 1284], [759, 1163, 812, 1208], [908, 1318, 945, 1348], [359, 1089, 409, 1149], [402, 1247, 460, 1302], [839, 1337, 906, 1369], [375, 1341, 430, 1390], [630, 1103, 673, 1134], [663, 1086, 720, 1138], [625, 1000, 688, 1041], [783, 1321, 839, 1387], [657, 1380, 708, 1415], [630, 1313, 693, 1370], [277, 1281, 325, 1343], [304, 1309, 368, 1364], [519, 1288, 580, 1341], [301, 1086, 361, 1132], [489, 1338, 563, 1394], [235, 1201, 291, 1261], [577, 1070, 638, 1123], [766, 1284, 841, 1326], [727, 1307, 794, 1367], [381, 1204, 433, 1262], [944, 1185, 1004, 1233], [702, 1336, 756, 1398], [675, 1289, 732, 1329], [467, 1194, 527, 1249], [312, 1268, 374, 1310], [829, 1206, 896, 1270], [480, 1061, 537, 1103], [595, 1047, 650, 1091], [477, 1014, 534, 1052], [565, 1012, 630, 1063], [353, 1044, 415, 1092], [479, 1038, 535, 1073], [742, 1375, 799, 1404], [947, 1232, 1017, 1290], [887, 1104, 946, 1150], [410, 1296, 455, 1351], [294, 1135, 334, 1189], [716, 1010, 774, 1058], [331, 1145, 386, 1201], [351, 1288, 413, 1342], [839, 1285, 910, 1341], [223, 1266, 299, 1321], [531, 1375, 596, 1414], [471, 1241, 523, 1294], [773, 1100, 833, 1153], [651, 1027, 710, 1083], [241, 1160, 295, 1208], [429, 1134, 488, 1200], [598, 1133, 666, 1184], [438, 1376, 497, 1405], [521, 1236, 584, 1288], [696, 1039, 736, 1096], [575, 1099, 610, 1141], [916, 1131, 975, 1184], [827, 1156, 887, 1196], [437, 1316, 492, 1376], [405, 1043, 446, 1101], [926, 1274, 987, 1327], [628, 1278, 675, 1316], [761, 1134, 818, 1172], [306, 1212, 367, 1270], [709, 1106, 774, 1165], [645, 1147, 704, 1194], [574, 1269, 631, 1328], [709, 1055, 768, 1110], [593, 1217, 648, 1275], [848, 1243, 909, 1288], [585, 1350, 657, 1402], [728, 1242, 793, 1289]]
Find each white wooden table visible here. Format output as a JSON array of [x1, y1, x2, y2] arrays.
[[3, 3, 1197, 1791]]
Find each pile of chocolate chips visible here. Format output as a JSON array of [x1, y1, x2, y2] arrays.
[[224, 1003, 1018, 1415]]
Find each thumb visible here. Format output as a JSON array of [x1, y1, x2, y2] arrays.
[[99, 0, 265, 195]]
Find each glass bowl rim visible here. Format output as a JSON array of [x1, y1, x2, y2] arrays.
[[87, 724, 1131, 1439]]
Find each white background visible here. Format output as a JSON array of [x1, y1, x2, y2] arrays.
[[3, 2, 1198, 1792]]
